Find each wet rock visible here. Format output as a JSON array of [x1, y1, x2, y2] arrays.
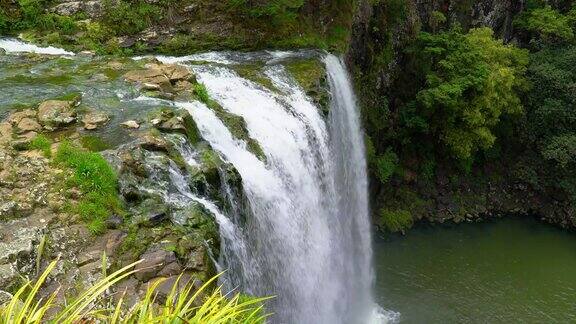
[[124, 68, 172, 92], [185, 246, 207, 271], [121, 120, 140, 129], [153, 273, 200, 303], [135, 249, 177, 281], [139, 131, 170, 152], [146, 63, 191, 82], [11, 132, 38, 150], [51, 0, 102, 18], [106, 214, 124, 229], [157, 261, 183, 277], [135, 196, 169, 225], [149, 109, 202, 144], [82, 111, 109, 130], [16, 118, 41, 133], [0, 48, 5, 56], [37, 100, 76, 129]]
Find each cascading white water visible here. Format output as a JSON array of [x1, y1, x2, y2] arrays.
[[165, 53, 396, 323]]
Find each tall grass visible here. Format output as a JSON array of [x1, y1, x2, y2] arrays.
[[0, 259, 270, 323], [54, 141, 123, 234]]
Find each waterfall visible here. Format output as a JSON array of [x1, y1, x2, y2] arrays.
[[158, 52, 396, 323]]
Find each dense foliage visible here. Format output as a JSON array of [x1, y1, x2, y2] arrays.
[[356, 1, 576, 233], [406, 26, 528, 160], [0, 0, 353, 54]]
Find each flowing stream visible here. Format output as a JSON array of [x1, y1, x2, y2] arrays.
[[0, 39, 397, 323]]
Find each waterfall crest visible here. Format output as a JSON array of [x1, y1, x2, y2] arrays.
[[152, 52, 396, 323]]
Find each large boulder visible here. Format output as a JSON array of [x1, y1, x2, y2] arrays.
[[134, 249, 178, 281], [37, 100, 77, 130], [124, 69, 173, 92]]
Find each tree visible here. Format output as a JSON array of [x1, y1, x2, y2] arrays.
[[408, 27, 529, 160]]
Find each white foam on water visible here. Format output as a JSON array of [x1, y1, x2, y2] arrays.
[[0, 38, 74, 55]]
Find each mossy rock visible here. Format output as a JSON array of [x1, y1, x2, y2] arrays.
[[285, 59, 330, 116], [204, 101, 266, 161], [233, 63, 277, 92], [149, 107, 202, 145]]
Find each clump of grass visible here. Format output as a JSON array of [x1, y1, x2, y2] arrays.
[[194, 83, 210, 104], [27, 134, 52, 158], [54, 141, 123, 234], [0, 259, 270, 323]]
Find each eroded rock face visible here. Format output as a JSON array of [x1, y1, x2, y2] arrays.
[[37, 100, 77, 130], [51, 0, 103, 18]]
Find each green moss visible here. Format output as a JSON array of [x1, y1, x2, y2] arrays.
[[80, 135, 111, 152], [378, 209, 414, 233], [233, 64, 277, 91], [205, 100, 266, 161], [285, 59, 329, 114], [55, 141, 123, 235], [53, 92, 82, 105]]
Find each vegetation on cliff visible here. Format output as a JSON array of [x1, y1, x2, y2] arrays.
[[356, 1, 576, 232], [0, 0, 354, 54]]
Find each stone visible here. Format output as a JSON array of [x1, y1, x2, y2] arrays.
[[157, 261, 183, 277], [37, 100, 76, 129], [0, 290, 12, 306], [12, 132, 38, 150], [139, 132, 170, 152], [124, 69, 172, 92], [105, 214, 124, 229], [51, 2, 82, 16], [134, 249, 177, 281], [16, 118, 41, 133], [105, 230, 126, 255], [152, 273, 199, 303], [185, 246, 206, 271], [82, 111, 109, 130], [121, 120, 140, 129], [8, 109, 36, 125], [0, 264, 16, 287], [0, 48, 6, 56], [0, 122, 13, 145]]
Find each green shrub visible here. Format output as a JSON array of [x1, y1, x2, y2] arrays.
[[0, 260, 270, 323], [375, 148, 399, 184], [195, 83, 210, 104], [542, 134, 576, 167], [102, 0, 163, 35], [55, 141, 122, 234], [378, 209, 414, 233], [407, 27, 529, 160], [516, 5, 574, 44]]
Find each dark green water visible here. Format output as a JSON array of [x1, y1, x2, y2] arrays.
[[374, 217, 576, 323]]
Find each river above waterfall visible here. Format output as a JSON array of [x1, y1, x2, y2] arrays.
[[374, 216, 576, 323]]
